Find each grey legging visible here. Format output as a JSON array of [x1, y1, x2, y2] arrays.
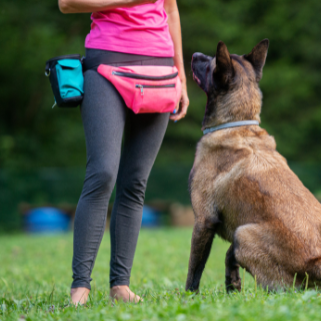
[[71, 50, 173, 289]]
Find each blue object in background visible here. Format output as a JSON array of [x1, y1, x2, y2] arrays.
[[141, 205, 161, 227], [25, 207, 71, 233]]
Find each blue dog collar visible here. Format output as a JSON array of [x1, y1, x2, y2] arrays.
[[203, 120, 259, 135]]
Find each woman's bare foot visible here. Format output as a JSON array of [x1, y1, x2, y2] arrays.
[[110, 285, 142, 303], [70, 287, 90, 305]]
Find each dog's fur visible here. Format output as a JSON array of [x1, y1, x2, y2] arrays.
[[186, 39, 321, 292]]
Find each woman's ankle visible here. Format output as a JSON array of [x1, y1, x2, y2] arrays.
[[110, 285, 141, 303], [70, 287, 90, 305]]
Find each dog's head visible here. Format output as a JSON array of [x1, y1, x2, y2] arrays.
[[192, 39, 269, 130]]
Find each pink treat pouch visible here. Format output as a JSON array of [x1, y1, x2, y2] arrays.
[[97, 65, 181, 114]]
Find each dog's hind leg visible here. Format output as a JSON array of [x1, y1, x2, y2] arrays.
[[185, 217, 219, 292], [304, 257, 321, 288], [233, 223, 306, 291], [225, 244, 241, 293]]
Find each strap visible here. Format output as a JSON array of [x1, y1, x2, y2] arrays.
[[83, 50, 174, 72], [45, 61, 50, 77], [203, 120, 259, 135]]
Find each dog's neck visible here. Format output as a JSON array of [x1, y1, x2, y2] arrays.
[[202, 85, 262, 131], [203, 120, 260, 135]]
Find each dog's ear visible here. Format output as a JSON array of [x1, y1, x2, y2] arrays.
[[213, 41, 234, 87], [244, 39, 269, 81]]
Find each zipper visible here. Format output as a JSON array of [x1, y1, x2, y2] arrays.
[[112, 70, 178, 81], [136, 84, 176, 96]]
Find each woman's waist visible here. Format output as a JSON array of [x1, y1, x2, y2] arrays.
[[83, 49, 174, 71]]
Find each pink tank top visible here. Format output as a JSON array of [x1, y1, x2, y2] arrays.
[[85, 0, 174, 57]]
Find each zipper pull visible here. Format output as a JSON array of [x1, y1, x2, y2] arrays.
[[137, 85, 144, 96]]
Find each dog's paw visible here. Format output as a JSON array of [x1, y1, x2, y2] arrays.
[[225, 277, 242, 293]]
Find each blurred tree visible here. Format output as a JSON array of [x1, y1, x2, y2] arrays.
[[0, 0, 89, 168], [0, 0, 321, 167], [175, 0, 321, 163]]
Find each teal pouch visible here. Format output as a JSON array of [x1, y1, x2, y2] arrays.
[[45, 54, 84, 108], [56, 59, 84, 99]]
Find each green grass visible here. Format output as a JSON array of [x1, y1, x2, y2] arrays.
[[1, 228, 321, 321]]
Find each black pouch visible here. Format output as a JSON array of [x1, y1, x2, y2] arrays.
[[45, 54, 84, 108]]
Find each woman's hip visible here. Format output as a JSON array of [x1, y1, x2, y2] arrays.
[[83, 48, 174, 71]]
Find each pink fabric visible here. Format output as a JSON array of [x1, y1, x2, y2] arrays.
[[85, 0, 174, 57], [97, 64, 181, 114]]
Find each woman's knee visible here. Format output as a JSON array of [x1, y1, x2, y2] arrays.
[[84, 166, 117, 198], [119, 178, 147, 206]]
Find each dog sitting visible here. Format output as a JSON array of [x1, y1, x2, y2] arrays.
[[186, 39, 321, 292]]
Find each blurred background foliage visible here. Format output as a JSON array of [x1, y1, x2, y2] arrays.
[[1, 0, 321, 231]]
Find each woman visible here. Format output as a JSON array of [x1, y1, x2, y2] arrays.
[[58, 0, 189, 304]]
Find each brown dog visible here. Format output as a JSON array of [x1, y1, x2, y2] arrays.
[[186, 39, 321, 292]]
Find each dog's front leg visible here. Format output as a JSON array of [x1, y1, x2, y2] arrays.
[[225, 244, 241, 293], [185, 217, 218, 292]]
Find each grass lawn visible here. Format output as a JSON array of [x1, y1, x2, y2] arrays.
[[1, 228, 321, 321]]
